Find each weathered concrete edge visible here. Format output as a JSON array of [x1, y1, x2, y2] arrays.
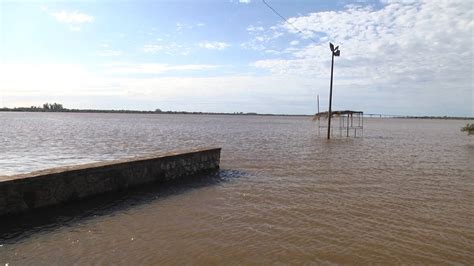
[[0, 147, 221, 182], [0, 147, 221, 216]]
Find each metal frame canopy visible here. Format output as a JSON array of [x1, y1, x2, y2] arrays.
[[314, 110, 364, 138]]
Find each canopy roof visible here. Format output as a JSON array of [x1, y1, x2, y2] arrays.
[[315, 110, 363, 117]]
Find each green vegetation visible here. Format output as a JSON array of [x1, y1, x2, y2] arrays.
[[1, 103, 472, 119], [0, 103, 306, 116], [43, 102, 64, 111], [0, 102, 65, 112], [461, 123, 474, 135]]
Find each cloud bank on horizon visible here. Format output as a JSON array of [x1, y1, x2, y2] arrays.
[[0, 0, 472, 116]]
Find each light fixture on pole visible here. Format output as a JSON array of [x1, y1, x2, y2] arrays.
[[327, 42, 340, 140]]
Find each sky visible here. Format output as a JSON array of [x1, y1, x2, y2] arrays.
[[0, 0, 472, 116]]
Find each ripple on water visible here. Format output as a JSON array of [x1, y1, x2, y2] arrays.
[[0, 113, 473, 264]]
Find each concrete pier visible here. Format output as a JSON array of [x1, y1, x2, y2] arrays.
[[0, 147, 221, 216]]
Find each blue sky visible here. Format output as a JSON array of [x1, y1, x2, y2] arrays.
[[0, 0, 472, 116]]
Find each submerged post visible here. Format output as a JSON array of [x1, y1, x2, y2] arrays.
[[327, 43, 340, 139], [317, 94, 320, 114], [346, 114, 349, 137]]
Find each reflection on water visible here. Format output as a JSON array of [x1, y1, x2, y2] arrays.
[[0, 169, 243, 242], [0, 112, 473, 264]]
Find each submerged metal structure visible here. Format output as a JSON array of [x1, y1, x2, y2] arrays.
[[316, 43, 364, 138], [314, 110, 364, 138]]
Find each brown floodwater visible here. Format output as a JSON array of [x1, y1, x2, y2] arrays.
[[0, 112, 473, 264]]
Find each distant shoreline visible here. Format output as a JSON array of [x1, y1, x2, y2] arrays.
[[0, 106, 472, 120], [0, 107, 310, 117]]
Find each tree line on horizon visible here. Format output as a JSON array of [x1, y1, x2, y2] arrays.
[[0, 103, 265, 116], [0, 103, 472, 120], [0, 102, 66, 112], [0, 102, 158, 113]]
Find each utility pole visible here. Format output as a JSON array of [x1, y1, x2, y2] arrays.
[[327, 42, 340, 140]]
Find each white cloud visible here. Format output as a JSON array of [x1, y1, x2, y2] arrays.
[[103, 63, 220, 74], [247, 25, 264, 32], [175, 22, 204, 32], [176, 22, 184, 32], [264, 49, 281, 55], [0, 64, 100, 97], [49, 10, 94, 31], [252, 0, 473, 115], [5, 1, 472, 116], [142, 43, 192, 55], [198, 41, 230, 50], [380, 0, 418, 3], [51, 10, 94, 24], [0, 62, 322, 113], [290, 40, 299, 46], [261, 1, 473, 78], [0, 63, 222, 99], [239, 0, 251, 3], [242, 24, 285, 51], [143, 44, 164, 53], [1, 58, 471, 115]]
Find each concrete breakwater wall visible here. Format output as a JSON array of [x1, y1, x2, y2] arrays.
[[0, 147, 221, 216]]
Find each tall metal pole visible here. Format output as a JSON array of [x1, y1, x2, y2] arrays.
[[327, 52, 334, 139]]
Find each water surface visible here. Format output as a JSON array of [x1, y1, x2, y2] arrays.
[[0, 112, 473, 264]]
